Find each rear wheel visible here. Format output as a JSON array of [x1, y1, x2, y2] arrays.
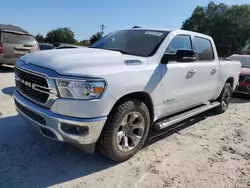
[[98, 99, 150, 162], [213, 83, 232, 113]]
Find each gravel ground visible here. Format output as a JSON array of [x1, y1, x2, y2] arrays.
[[0, 65, 250, 188]]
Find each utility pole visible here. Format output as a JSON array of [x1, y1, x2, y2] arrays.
[[100, 24, 106, 34]]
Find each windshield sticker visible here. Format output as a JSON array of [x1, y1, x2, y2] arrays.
[[144, 31, 163, 36], [124, 60, 142, 65]]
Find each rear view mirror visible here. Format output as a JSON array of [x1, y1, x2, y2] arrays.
[[161, 49, 196, 64]]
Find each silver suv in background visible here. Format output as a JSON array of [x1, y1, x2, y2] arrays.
[[0, 24, 39, 66]]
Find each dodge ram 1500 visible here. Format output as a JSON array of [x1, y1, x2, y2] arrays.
[[13, 28, 241, 161]]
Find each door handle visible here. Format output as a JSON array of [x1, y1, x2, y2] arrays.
[[211, 68, 218, 74], [188, 70, 197, 74]]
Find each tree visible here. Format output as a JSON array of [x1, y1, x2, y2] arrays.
[[45, 27, 76, 44], [182, 2, 250, 57], [243, 40, 250, 54], [35, 34, 45, 42], [79, 40, 90, 46], [89, 32, 103, 45]]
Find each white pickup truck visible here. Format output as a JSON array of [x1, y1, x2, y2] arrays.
[[13, 28, 241, 162]]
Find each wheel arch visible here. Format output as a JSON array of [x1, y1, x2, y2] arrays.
[[213, 76, 235, 100], [215, 76, 235, 100], [225, 77, 234, 88], [109, 91, 154, 125]]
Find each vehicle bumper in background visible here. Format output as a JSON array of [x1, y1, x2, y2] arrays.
[[0, 57, 18, 65], [13, 90, 107, 154], [234, 84, 250, 95]]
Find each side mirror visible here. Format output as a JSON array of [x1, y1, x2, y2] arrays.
[[161, 49, 196, 64]]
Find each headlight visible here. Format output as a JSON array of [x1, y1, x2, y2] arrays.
[[56, 79, 105, 99]]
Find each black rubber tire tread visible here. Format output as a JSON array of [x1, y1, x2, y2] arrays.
[[98, 99, 150, 162], [213, 83, 232, 114]]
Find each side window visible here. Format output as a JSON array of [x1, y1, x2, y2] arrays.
[[165, 35, 192, 54], [193, 37, 214, 61], [48, 45, 55, 49], [45, 45, 53, 50], [39, 45, 45, 50]]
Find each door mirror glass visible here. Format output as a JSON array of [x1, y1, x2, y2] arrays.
[[161, 49, 196, 64]]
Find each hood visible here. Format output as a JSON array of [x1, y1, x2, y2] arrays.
[[21, 48, 147, 76], [240, 67, 250, 75]]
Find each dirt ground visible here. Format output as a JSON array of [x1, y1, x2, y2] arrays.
[[0, 65, 250, 188]]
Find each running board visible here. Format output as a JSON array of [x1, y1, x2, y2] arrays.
[[154, 102, 220, 130]]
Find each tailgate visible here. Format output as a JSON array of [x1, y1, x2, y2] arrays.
[[2, 31, 38, 58]]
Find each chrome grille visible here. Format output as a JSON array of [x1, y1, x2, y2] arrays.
[[15, 68, 49, 104]]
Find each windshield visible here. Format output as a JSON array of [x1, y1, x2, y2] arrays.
[[227, 55, 250, 68], [89, 29, 169, 57]]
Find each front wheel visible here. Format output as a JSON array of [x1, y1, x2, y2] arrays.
[[213, 83, 233, 113], [98, 99, 150, 162]]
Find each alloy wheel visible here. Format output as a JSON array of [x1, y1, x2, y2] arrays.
[[116, 111, 145, 152]]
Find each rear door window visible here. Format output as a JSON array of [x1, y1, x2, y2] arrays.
[[3, 32, 37, 45], [193, 37, 214, 61]]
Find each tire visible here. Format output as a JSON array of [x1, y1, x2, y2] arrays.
[[98, 99, 150, 162], [213, 83, 233, 113]]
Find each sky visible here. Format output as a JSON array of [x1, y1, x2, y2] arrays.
[[2, 0, 249, 40]]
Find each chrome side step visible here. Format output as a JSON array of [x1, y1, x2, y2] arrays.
[[154, 102, 220, 130]]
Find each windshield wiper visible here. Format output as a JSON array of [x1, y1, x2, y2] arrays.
[[106, 48, 130, 54], [88, 47, 130, 55]]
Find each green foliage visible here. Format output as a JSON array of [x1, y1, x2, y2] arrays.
[[79, 40, 90, 46], [45, 27, 76, 44], [89, 32, 103, 45], [35, 34, 45, 42], [182, 2, 250, 57], [243, 40, 250, 54]]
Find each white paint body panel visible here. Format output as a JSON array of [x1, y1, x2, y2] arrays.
[[20, 29, 241, 120]]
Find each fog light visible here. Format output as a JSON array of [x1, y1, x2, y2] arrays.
[[61, 123, 89, 136]]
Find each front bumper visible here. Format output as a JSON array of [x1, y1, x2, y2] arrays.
[[13, 90, 107, 153]]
